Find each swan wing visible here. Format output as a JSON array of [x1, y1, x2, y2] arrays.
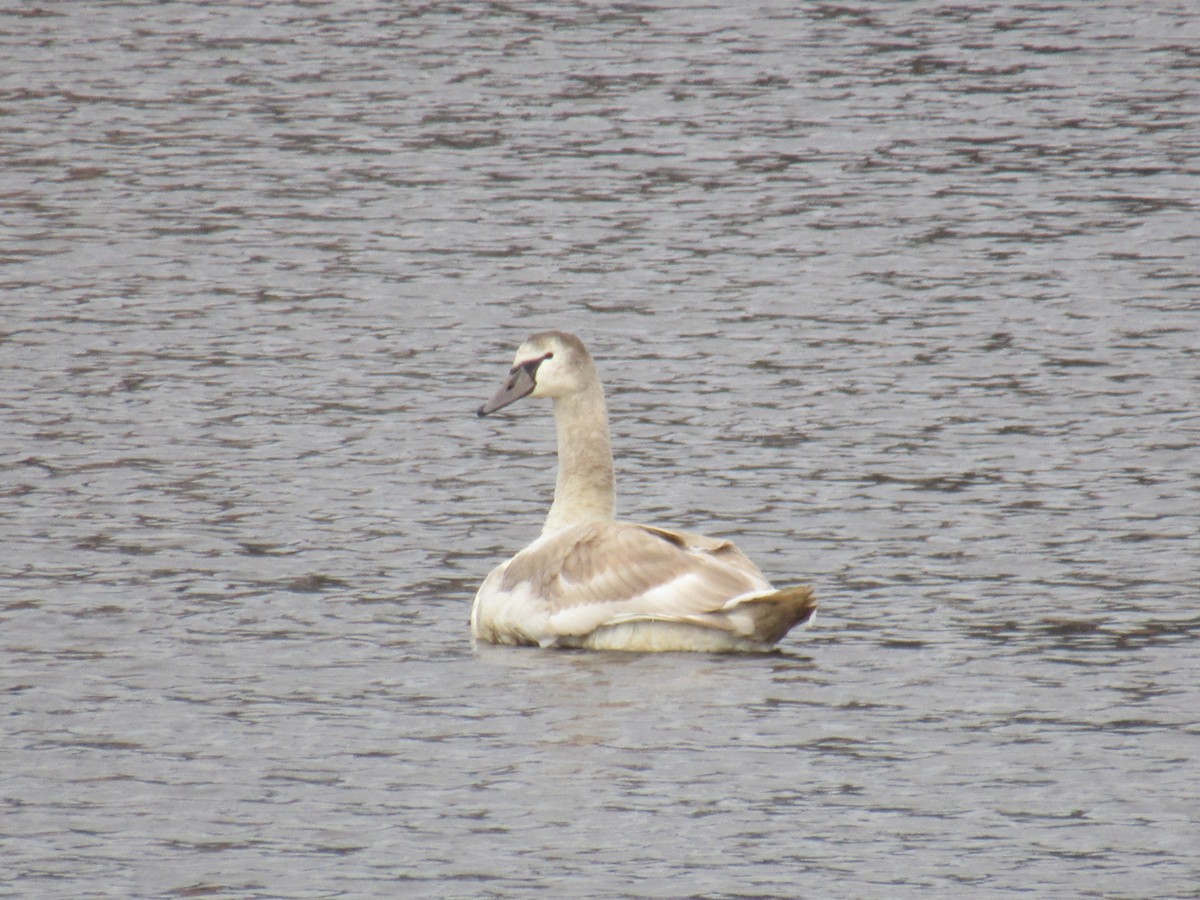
[[498, 521, 771, 636]]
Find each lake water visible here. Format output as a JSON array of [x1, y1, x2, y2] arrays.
[[2, 1, 1198, 897]]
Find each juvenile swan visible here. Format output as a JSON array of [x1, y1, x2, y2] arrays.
[[472, 331, 815, 652]]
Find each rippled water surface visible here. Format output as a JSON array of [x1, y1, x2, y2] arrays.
[[3, 2, 1198, 897]]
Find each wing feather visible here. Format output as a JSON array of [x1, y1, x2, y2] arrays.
[[497, 521, 773, 638]]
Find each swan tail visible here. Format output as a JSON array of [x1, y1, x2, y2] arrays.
[[725, 584, 817, 644]]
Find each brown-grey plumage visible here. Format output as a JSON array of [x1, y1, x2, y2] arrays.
[[473, 331, 816, 652]]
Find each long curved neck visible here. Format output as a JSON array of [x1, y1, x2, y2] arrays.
[[543, 380, 616, 534]]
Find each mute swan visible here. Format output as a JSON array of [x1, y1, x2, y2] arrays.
[[472, 330, 816, 652]]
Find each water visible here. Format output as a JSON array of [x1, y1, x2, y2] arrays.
[[2, 1, 1198, 897]]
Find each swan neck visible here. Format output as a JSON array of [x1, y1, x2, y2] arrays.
[[544, 381, 615, 534]]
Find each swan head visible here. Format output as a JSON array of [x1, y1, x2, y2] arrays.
[[478, 330, 594, 416]]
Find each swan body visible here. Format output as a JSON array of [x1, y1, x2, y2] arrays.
[[472, 331, 815, 653]]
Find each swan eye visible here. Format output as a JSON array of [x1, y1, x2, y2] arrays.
[[516, 352, 553, 378]]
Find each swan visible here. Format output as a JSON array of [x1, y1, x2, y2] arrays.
[[472, 330, 816, 652]]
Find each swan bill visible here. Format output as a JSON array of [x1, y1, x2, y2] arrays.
[[478, 360, 537, 416]]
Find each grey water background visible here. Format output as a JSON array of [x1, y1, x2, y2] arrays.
[[2, 1, 1198, 897]]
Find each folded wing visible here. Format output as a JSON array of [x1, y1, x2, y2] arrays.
[[495, 521, 776, 637]]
